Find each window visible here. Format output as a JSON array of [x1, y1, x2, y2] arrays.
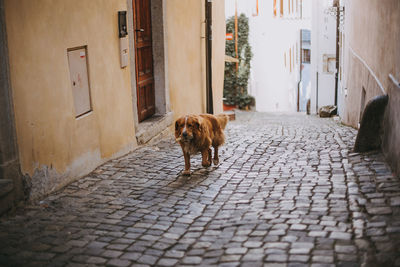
[[273, 0, 277, 17], [302, 49, 311, 64], [280, 0, 284, 17]]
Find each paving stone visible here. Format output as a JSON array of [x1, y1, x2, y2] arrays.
[[308, 231, 327, 237], [289, 254, 309, 262], [221, 255, 242, 262], [289, 248, 312, 254], [1, 112, 399, 266], [264, 242, 290, 250], [120, 252, 141, 261], [266, 254, 288, 262], [242, 253, 264, 261], [244, 241, 263, 248], [366, 206, 392, 215], [137, 254, 158, 265], [157, 258, 179, 266], [164, 250, 185, 258], [86, 256, 107, 264], [182, 256, 202, 264], [226, 247, 248, 254], [107, 259, 131, 267], [329, 232, 352, 240], [312, 255, 334, 263]]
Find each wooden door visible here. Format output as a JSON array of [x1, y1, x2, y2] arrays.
[[133, 0, 155, 122]]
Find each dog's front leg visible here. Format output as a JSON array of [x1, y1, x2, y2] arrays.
[[201, 149, 211, 167], [182, 152, 191, 176], [213, 146, 220, 165]]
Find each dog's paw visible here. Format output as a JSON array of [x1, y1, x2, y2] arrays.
[[202, 161, 211, 167], [213, 159, 219, 165], [182, 170, 191, 176]]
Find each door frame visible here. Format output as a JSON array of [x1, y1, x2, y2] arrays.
[[132, 0, 155, 122], [0, 0, 25, 212], [127, 0, 170, 129]]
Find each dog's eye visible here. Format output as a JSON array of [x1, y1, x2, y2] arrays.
[[187, 123, 193, 127]]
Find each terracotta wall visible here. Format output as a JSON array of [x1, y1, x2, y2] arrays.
[[5, 0, 137, 200]]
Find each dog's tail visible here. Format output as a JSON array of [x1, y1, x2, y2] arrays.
[[216, 114, 229, 130]]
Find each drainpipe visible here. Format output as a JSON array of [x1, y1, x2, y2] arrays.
[[297, 30, 303, 112], [205, 0, 213, 114], [334, 1, 340, 108], [316, 71, 319, 113]]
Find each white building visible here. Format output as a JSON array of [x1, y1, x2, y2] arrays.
[[310, 0, 338, 114], [225, 0, 312, 112]]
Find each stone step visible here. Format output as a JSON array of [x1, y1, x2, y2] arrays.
[[0, 179, 14, 198]]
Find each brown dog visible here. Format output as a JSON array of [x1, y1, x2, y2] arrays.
[[175, 114, 228, 175]]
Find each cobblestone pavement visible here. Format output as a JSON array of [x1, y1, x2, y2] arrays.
[[1, 112, 400, 267]]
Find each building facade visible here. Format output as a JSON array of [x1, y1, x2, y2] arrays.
[[310, 0, 338, 114], [311, 0, 400, 174], [339, 0, 400, 174], [0, 0, 226, 213], [225, 0, 311, 112]]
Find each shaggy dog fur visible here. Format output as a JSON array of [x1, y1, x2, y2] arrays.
[[175, 114, 228, 176]]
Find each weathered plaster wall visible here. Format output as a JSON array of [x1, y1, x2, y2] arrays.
[[4, 0, 137, 200], [382, 78, 400, 176], [212, 0, 226, 115], [0, 0, 24, 213], [342, 0, 400, 126], [166, 0, 206, 119], [342, 0, 400, 175], [310, 0, 337, 114], [166, 0, 226, 119]]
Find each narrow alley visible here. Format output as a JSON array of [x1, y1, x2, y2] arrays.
[[1, 112, 399, 266]]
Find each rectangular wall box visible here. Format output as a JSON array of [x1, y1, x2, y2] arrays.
[[67, 46, 92, 117]]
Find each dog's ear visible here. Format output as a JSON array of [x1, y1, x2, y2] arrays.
[[194, 119, 202, 131], [175, 121, 179, 130]]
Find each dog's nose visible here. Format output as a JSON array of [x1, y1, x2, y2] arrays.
[[182, 131, 188, 137]]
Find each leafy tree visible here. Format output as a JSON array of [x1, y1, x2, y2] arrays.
[[224, 13, 254, 109]]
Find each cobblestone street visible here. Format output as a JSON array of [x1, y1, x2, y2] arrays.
[[1, 112, 400, 267]]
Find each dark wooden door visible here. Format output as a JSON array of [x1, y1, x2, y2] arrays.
[[133, 0, 155, 122]]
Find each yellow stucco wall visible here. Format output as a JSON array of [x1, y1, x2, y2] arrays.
[[5, 0, 137, 199], [212, 0, 226, 115], [166, 0, 226, 119]]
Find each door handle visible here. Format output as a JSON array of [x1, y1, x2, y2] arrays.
[[135, 28, 145, 32]]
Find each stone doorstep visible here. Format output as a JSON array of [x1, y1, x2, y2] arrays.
[[224, 110, 236, 121], [136, 112, 174, 145], [0, 179, 14, 198]]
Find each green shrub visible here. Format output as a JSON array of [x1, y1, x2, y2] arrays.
[[223, 13, 253, 109]]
